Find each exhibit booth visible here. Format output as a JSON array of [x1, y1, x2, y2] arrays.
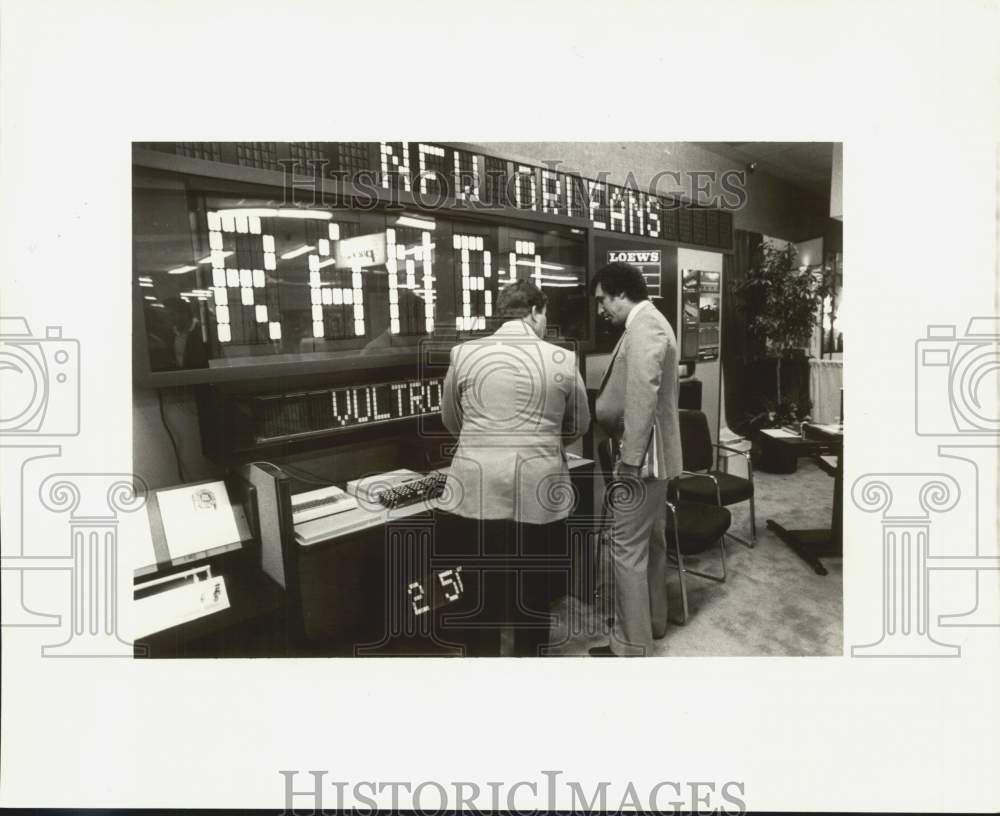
[[131, 141, 738, 655]]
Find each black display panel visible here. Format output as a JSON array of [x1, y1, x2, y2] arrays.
[[253, 376, 445, 443], [591, 236, 682, 357], [681, 268, 720, 361], [134, 175, 587, 381]]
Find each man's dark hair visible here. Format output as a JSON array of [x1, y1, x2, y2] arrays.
[[592, 262, 648, 302], [496, 279, 547, 318]]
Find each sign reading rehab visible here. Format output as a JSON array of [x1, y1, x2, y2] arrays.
[[607, 250, 661, 297]]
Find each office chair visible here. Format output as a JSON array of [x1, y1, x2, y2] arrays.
[[598, 438, 731, 625], [672, 409, 756, 548]]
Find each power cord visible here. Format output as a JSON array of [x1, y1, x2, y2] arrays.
[[157, 390, 186, 483], [279, 462, 339, 486], [246, 460, 337, 487]]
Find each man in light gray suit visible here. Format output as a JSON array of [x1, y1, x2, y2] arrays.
[[440, 280, 590, 655], [590, 262, 682, 656]]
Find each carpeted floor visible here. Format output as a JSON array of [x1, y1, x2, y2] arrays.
[[544, 460, 843, 656]]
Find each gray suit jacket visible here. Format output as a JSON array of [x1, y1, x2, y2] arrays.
[[594, 302, 682, 481], [440, 320, 591, 523]]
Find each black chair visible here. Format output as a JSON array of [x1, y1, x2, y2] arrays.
[[598, 438, 731, 625], [673, 409, 756, 548]]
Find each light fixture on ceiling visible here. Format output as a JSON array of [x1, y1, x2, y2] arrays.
[[277, 208, 333, 221], [280, 245, 315, 260], [212, 207, 333, 221], [167, 265, 197, 275], [396, 215, 437, 231], [198, 251, 233, 264]]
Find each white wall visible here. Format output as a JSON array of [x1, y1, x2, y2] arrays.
[[475, 141, 834, 243]]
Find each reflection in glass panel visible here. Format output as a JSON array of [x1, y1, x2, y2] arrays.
[[134, 178, 588, 375], [495, 226, 587, 340]]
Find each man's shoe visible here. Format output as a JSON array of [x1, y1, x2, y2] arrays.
[[588, 644, 616, 657]]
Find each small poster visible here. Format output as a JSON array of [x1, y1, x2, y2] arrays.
[[156, 481, 241, 562]]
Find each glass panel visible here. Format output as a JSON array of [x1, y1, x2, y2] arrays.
[[134, 180, 588, 376], [494, 225, 588, 340]]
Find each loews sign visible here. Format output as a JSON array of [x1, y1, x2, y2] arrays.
[[607, 250, 661, 265], [607, 250, 662, 298]]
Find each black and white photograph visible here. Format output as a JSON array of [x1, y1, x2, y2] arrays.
[[1, 2, 997, 813], [131, 140, 845, 659]]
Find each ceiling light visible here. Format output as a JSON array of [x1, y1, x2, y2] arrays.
[[167, 265, 197, 275], [214, 208, 278, 219], [280, 245, 315, 260], [198, 251, 233, 264], [277, 209, 333, 220], [396, 215, 437, 231]]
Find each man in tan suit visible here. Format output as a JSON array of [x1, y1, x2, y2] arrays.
[[440, 280, 590, 655], [590, 262, 682, 656]]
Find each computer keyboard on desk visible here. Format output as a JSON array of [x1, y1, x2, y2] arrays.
[[347, 469, 448, 510]]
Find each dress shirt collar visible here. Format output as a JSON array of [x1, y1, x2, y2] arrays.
[[494, 318, 539, 338], [624, 298, 652, 330]]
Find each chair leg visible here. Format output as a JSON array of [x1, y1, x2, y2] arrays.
[[671, 534, 689, 625], [683, 541, 727, 584], [724, 497, 757, 549]]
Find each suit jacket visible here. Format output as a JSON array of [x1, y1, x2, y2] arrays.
[[440, 320, 591, 524], [594, 302, 682, 481]]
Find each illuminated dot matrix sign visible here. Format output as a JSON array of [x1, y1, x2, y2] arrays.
[[453, 233, 490, 331], [380, 142, 411, 191], [330, 378, 444, 428], [207, 209, 270, 344]]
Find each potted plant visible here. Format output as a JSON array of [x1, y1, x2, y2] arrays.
[[735, 241, 830, 470]]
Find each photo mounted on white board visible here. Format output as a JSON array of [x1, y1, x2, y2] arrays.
[[129, 140, 844, 659]]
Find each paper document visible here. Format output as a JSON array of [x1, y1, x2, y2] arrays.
[[133, 568, 230, 638], [157, 481, 241, 562], [761, 428, 799, 438]]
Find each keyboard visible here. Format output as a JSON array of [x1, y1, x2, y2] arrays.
[[347, 469, 448, 510], [376, 472, 447, 509], [290, 485, 358, 525]]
